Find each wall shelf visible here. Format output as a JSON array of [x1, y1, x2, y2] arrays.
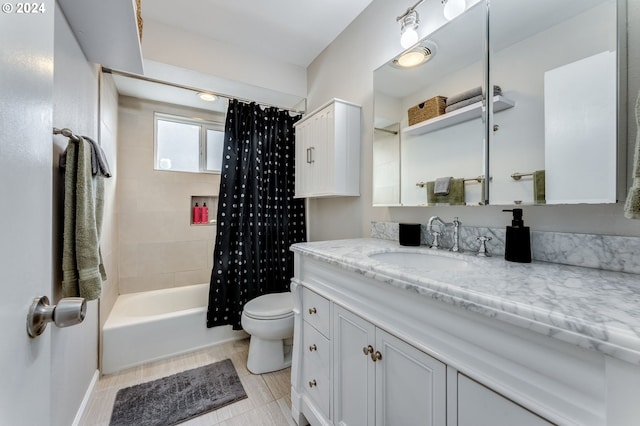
[[402, 95, 515, 136]]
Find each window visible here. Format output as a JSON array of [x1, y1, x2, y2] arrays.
[[154, 113, 225, 173]]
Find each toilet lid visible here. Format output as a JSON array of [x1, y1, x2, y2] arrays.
[[243, 292, 293, 320]]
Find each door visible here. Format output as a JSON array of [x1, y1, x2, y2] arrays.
[[375, 329, 447, 426], [334, 306, 376, 426], [0, 2, 55, 424], [458, 374, 553, 426]]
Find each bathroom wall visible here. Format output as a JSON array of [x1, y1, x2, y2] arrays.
[[99, 73, 120, 352], [51, 6, 101, 426], [117, 97, 223, 294], [306, 0, 640, 241], [141, 19, 306, 102]]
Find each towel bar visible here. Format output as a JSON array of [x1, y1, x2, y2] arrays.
[[511, 172, 534, 181], [416, 175, 489, 187], [53, 127, 82, 142]]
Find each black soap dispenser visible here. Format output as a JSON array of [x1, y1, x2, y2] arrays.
[[502, 208, 531, 263]]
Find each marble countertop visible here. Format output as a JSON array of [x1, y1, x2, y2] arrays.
[[291, 238, 640, 365]]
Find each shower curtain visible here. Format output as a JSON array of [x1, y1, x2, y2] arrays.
[[207, 99, 306, 330]]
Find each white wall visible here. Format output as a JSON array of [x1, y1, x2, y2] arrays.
[[306, 0, 640, 239], [142, 19, 307, 101], [51, 7, 100, 426]]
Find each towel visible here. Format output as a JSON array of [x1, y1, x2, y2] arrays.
[[60, 135, 111, 177], [624, 90, 640, 219], [447, 85, 502, 106], [534, 170, 546, 204], [434, 177, 452, 195], [445, 95, 484, 113], [426, 178, 465, 205], [61, 137, 106, 300]]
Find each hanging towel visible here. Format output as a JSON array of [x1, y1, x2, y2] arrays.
[[534, 170, 546, 204], [434, 176, 452, 195], [446, 85, 502, 106], [59, 135, 112, 177], [426, 178, 465, 205], [61, 137, 106, 300], [624, 90, 640, 219]]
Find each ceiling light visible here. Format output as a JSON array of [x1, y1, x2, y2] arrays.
[[197, 92, 217, 102], [442, 0, 466, 21], [398, 9, 420, 49], [392, 43, 436, 69]]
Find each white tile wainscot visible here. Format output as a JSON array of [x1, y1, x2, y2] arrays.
[[289, 238, 640, 426]]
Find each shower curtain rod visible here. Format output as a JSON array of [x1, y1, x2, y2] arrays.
[[102, 67, 306, 115]]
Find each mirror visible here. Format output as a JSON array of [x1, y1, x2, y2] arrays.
[[373, 0, 621, 207]]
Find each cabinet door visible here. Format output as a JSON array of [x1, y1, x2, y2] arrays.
[[334, 306, 376, 426], [458, 374, 553, 426], [375, 329, 447, 426], [295, 119, 311, 197]]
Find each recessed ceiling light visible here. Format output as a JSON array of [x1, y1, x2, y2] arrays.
[[197, 92, 217, 102]]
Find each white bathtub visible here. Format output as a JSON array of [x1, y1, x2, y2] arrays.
[[102, 283, 248, 374]]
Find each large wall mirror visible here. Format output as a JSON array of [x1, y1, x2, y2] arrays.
[[373, 0, 623, 207]]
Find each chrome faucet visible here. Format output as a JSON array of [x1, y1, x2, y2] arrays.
[[427, 216, 462, 252]]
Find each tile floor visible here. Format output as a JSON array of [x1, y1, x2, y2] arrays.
[[80, 338, 297, 426]]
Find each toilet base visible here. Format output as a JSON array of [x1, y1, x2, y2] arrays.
[[246, 336, 292, 374]]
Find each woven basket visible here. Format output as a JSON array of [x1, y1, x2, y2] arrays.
[[136, 0, 143, 41], [408, 96, 447, 126]]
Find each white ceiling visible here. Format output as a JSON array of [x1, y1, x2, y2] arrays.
[[141, 0, 375, 68]]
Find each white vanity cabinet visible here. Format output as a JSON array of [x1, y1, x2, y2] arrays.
[[294, 99, 361, 198], [457, 375, 552, 426], [333, 306, 446, 426]]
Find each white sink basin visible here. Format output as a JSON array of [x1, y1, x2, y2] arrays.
[[368, 251, 470, 271]]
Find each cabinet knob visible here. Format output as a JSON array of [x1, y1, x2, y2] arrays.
[[308, 307, 317, 315], [309, 379, 317, 388], [309, 344, 317, 352], [371, 351, 382, 362], [362, 345, 374, 356]]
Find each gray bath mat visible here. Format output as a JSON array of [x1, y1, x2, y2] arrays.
[[109, 359, 247, 426]]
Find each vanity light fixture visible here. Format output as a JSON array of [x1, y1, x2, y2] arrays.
[[397, 0, 424, 49], [442, 0, 466, 21], [197, 92, 217, 102]]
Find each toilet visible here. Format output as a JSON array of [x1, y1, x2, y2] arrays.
[[241, 292, 294, 374]]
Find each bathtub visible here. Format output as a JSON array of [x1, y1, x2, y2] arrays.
[[102, 283, 248, 374]]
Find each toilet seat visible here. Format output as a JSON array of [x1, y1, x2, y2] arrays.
[[243, 292, 293, 320]]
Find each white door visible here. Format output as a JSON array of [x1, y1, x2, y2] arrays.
[[375, 329, 447, 426], [333, 306, 376, 426], [0, 2, 55, 424], [458, 374, 553, 426]]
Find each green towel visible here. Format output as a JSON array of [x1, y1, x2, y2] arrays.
[[62, 137, 106, 301], [534, 170, 546, 204], [426, 178, 465, 205], [624, 90, 640, 219]]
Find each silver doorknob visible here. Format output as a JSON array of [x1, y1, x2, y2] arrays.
[[27, 296, 86, 337]]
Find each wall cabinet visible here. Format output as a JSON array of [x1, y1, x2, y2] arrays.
[[294, 99, 361, 198]]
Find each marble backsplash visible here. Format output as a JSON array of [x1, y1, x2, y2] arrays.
[[371, 221, 640, 275]]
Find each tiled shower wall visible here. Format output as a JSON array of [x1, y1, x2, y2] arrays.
[[117, 96, 224, 294]]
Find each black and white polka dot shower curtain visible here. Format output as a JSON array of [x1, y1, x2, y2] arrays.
[[207, 99, 306, 330]]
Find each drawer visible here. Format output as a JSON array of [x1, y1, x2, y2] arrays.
[[302, 354, 330, 418], [303, 321, 331, 379], [302, 288, 330, 337]]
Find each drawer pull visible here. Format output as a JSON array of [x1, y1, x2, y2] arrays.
[[309, 379, 317, 388], [309, 344, 317, 352], [362, 345, 374, 356], [371, 351, 383, 362], [308, 307, 317, 315]]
